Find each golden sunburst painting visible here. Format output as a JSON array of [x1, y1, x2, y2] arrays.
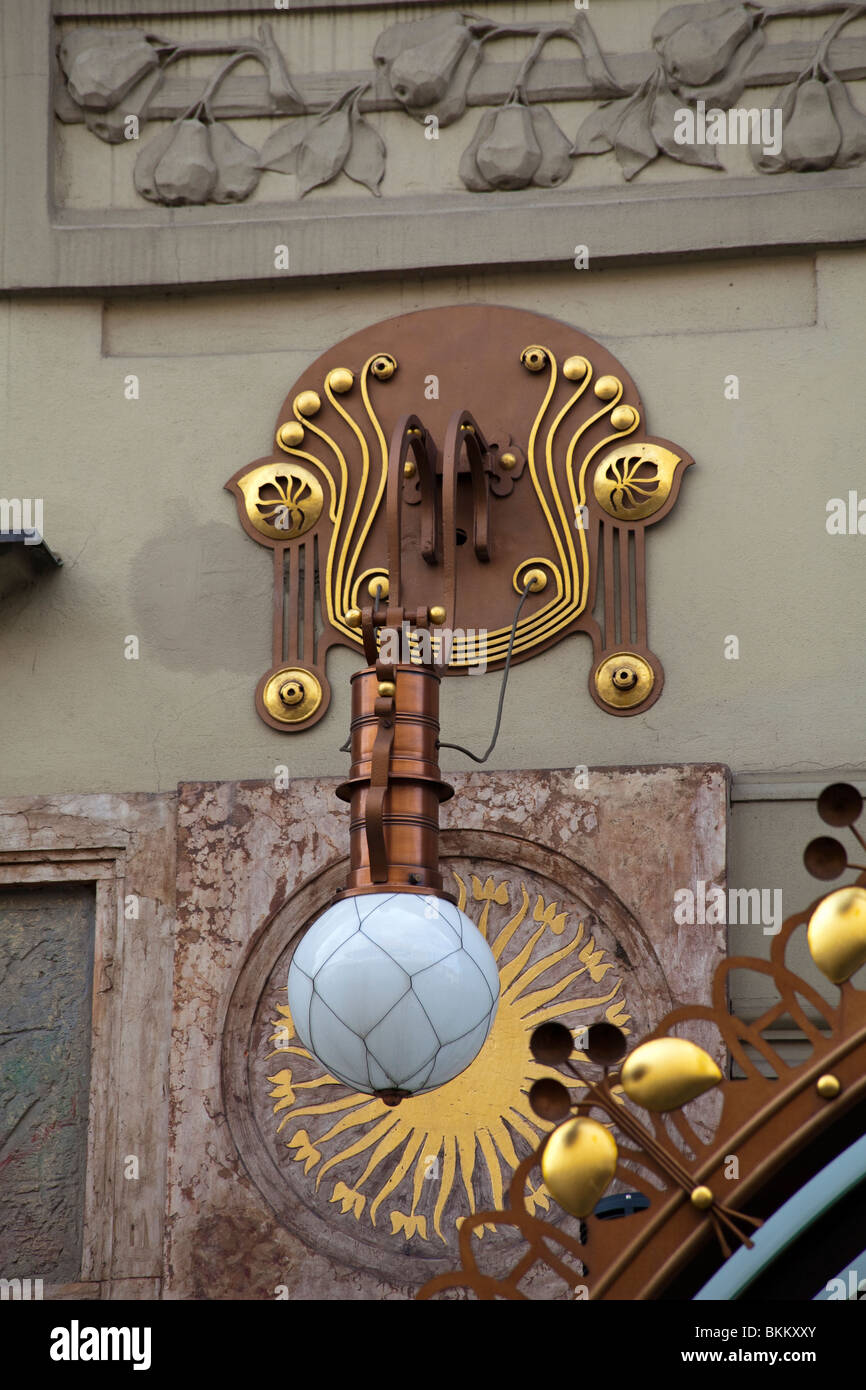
[[265, 871, 631, 1247]]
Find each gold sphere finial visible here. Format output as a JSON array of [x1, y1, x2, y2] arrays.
[[279, 679, 305, 707], [429, 605, 446, 625], [611, 404, 637, 431], [500, 451, 517, 470], [816, 1074, 842, 1099], [277, 421, 305, 451], [327, 368, 354, 395], [563, 356, 589, 382], [294, 390, 321, 417], [690, 1186, 714, 1211], [521, 345, 548, 373], [594, 375, 621, 401], [377, 680, 396, 698], [370, 354, 397, 381], [522, 568, 548, 593], [346, 608, 362, 629], [403, 459, 417, 478]]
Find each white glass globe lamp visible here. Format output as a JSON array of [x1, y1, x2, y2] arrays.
[[288, 891, 499, 1100]]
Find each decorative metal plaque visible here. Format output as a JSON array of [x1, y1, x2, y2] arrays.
[[225, 305, 693, 730]]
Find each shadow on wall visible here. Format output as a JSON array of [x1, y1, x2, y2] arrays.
[[127, 504, 271, 674]]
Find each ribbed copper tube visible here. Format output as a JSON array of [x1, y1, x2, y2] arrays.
[[335, 664, 453, 894]]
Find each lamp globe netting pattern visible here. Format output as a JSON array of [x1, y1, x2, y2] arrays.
[[287, 892, 500, 1095]]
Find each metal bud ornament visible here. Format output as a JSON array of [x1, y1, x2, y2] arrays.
[[620, 1037, 722, 1112], [541, 1117, 618, 1217], [807, 887, 866, 984]]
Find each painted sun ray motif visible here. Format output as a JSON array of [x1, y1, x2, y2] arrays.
[[459, 1135, 477, 1214], [453, 872, 469, 912], [528, 983, 625, 1027], [411, 1132, 439, 1218], [284, 1094, 377, 1123], [497, 921, 550, 994], [478, 1128, 505, 1213], [268, 1079, 296, 1113], [505, 1106, 545, 1150], [502, 928, 588, 999], [434, 1132, 457, 1243], [355, 1122, 420, 1199], [369, 1130, 427, 1226], [490, 884, 530, 961], [288, 1076, 343, 1090], [516, 974, 622, 1018], [315, 1098, 390, 1143], [488, 1117, 521, 1172], [315, 1114, 401, 1188], [525, 1059, 585, 1083]]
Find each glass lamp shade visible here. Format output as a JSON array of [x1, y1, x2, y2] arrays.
[[287, 892, 500, 1096]]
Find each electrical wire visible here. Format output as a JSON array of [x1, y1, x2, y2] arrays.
[[337, 581, 534, 762], [436, 580, 534, 764]]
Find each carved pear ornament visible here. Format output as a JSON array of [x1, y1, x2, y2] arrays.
[[224, 306, 693, 731]]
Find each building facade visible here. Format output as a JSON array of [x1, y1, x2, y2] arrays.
[[1, 0, 865, 1301]]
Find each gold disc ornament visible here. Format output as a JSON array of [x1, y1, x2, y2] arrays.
[[595, 653, 654, 710], [262, 667, 323, 724]]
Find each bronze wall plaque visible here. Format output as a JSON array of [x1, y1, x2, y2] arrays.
[[226, 305, 693, 730]]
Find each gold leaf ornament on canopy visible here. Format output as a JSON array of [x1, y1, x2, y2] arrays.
[[807, 886, 866, 983], [620, 1036, 722, 1112], [540, 1116, 618, 1217]]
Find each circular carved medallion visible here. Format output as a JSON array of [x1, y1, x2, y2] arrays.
[[223, 833, 670, 1289]]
